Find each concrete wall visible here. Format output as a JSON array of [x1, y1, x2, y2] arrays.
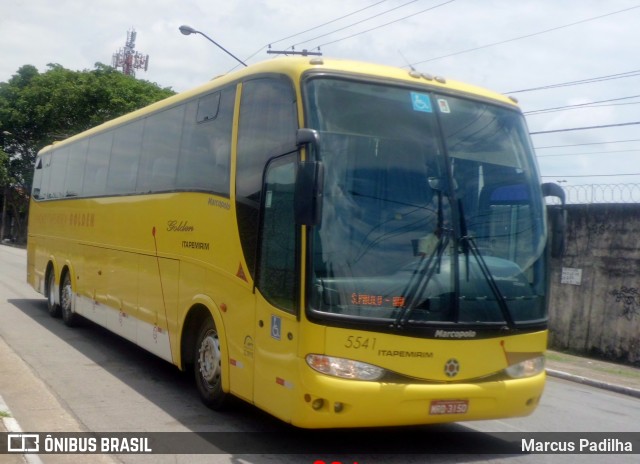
[[548, 204, 640, 365]]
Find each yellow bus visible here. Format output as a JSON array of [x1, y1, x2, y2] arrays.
[[27, 57, 561, 428]]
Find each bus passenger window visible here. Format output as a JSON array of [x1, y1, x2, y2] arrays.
[[31, 157, 43, 199], [137, 105, 184, 193], [177, 86, 235, 195], [64, 140, 88, 197], [38, 154, 52, 200], [83, 131, 112, 197], [107, 121, 143, 194], [196, 92, 221, 123], [48, 148, 69, 199]]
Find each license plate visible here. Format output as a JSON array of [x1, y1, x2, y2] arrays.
[[429, 399, 469, 415]]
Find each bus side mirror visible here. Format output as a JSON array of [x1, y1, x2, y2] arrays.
[[295, 161, 324, 226], [542, 182, 566, 258]]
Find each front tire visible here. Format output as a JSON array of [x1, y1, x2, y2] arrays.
[[46, 270, 61, 318], [60, 272, 79, 327], [194, 317, 230, 410]]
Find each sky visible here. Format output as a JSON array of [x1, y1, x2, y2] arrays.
[[2, 0, 640, 197]]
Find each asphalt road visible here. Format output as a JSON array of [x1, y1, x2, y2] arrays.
[[0, 244, 638, 464]]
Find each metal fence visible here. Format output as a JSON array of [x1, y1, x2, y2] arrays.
[[546, 184, 640, 204]]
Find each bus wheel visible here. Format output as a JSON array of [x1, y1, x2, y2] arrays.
[[60, 272, 79, 327], [46, 270, 61, 318], [194, 317, 230, 410]]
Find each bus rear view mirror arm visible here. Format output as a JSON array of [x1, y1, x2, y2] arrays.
[[296, 128, 320, 149], [541, 182, 565, 206]]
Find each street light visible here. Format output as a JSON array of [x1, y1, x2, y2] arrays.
[[179, 25, 247, 68]]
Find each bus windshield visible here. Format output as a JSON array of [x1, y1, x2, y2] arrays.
[[304, 77, 547, 327]]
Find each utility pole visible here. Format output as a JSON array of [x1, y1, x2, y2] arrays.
[[0, 133, 10, 242], [0, 185, 7, 242]]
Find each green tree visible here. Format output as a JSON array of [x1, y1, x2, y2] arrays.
[[0, 63, 175, 244]]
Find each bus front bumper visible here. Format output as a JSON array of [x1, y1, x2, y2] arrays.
[[289, 368, 546, 429]]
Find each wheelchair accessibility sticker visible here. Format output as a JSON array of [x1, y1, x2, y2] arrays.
[[411, 92, 432, 113], [271, 315, 281, 341]]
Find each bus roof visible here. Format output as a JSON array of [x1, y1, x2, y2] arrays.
[[39, 56, 518, 154]]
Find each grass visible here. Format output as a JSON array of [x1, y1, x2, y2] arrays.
[[594, 365, 640, 379], [545, 352, 569, 362], [546, 350, 640, 380], [0, 410, 10, 418]]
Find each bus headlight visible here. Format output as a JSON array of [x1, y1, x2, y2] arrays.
[[306, 354, 385, 381], [504, 356, 545, 379]]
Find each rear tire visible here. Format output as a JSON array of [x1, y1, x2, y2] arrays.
[[194, 317, 230, 410], [60, 272, 80, 327], [46, 270, 61, 318]]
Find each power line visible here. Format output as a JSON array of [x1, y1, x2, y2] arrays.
[[537, 149, 640, 158], [524, 94, 640, 115], [408, 5, 640, 67], [527, 101, 640, 116], [506, 69, 640, 94], [311, 0, 456, 50], [275, 0, 389, 46], [236, 0, 389, 65], [530, 121, 640, 135], [535, 139, 640, 149], [291, 0, 421, 49]]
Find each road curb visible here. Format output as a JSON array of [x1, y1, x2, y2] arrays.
[[0, 394, 43, 464], [546, 368, 640, 399]]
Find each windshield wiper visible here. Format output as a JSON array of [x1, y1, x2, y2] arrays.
[[395, 192, 516, 330], [458, 201, 516, 329], [394, 185, 449, 327]]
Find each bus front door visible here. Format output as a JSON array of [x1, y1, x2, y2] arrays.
[[253, 157, 300, 420]]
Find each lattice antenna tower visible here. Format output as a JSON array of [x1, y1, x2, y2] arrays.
[[112, 28, 149, 77]]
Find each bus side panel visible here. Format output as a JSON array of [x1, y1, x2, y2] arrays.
[[77, 244, 109, 325], [207, 268, 256, 403], [138, 254, 178, 363], [26, 230, 38, 292], [104, 249, 138, 344], [252, 294, 299, 422], [176, 260, 206, 368], [27, 235, 46, 295], [26, 204, 59, 297]]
